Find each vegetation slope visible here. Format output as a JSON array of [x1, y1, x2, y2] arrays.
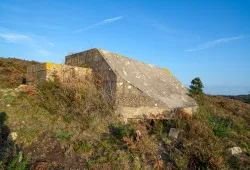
[[0, 57, 39, 88], [0, 57, 249, 169]]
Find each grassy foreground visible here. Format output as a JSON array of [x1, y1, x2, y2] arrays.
[[0, 58, 250, 169]]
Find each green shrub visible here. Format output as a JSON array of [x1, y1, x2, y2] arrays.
[[109, 123, 135, 140], [17, 126, 40, 144], [207, 115, 233, 137], [7, 152, 30, 170], [74, 141, 92, 153], [213, 125, 231, 137], [63, 115, 72, 123], [3, 91, 16, 104], [55, 129, 72, 141]]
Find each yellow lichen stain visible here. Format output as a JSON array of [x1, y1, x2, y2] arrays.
[[162, 68, 171, 74], [55, 64, 61, 69], [117, 55, 122, 58], [45, 62, 53, 70], [44, 62, 61, 70]]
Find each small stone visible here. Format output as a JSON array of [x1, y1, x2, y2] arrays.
[[136, 130, 141, 137], [168, 128, 181, 139], [136, 130, 142, 140], [8, 132, 18, 141], [6, 104, 11, 107], [15, 85, 27, 92], [227, 147, 242, 155]]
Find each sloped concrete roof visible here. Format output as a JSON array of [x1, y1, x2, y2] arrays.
[[97, 49, 197, 109]]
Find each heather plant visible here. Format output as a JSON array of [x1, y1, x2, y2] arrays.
[[36, 78, 112, 130]]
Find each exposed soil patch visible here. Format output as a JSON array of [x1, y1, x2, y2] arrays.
[[24, 131, 86, 169]]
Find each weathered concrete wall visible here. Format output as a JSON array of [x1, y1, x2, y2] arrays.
[[98, 49, 197, 109], [27, 62, 92, 83], [115, 76, 165, 107], [65, 49, 117, 104], [115, 76, 170, 119], [66, 49, 162, 107], [65, 49, 173, 119]]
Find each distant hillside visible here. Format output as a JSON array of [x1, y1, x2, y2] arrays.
[[221, 95, 250, 104], [0, 57, 39, 88]]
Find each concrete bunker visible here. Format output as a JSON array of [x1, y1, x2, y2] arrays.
[[27, 48, 197, 120]]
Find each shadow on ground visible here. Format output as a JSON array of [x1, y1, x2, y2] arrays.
[[0, 111, 24, 169]]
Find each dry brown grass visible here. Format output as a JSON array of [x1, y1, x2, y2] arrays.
[[1, 82, 249, 169]]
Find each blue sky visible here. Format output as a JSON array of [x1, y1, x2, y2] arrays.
[[0, 0, 249, 95]]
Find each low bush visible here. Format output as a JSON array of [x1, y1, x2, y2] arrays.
[[207, 114, 233, 137], [37, 79, 112, 130], [55, 129, 72, 141], [74, 141, 92, 153], [7, 152, 30, 170], [109, 123, 136, 140]]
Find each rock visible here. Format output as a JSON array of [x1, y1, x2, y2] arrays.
[[180, 106, 198, 116], [136, 130, 141, 137], [8, 132, 18, 141], [136, 130, 142, 140], [168, 128, 181, 139], [227, 147, 242, 155], [15, 85, 27, 92], [6, 104, 11, 107]]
